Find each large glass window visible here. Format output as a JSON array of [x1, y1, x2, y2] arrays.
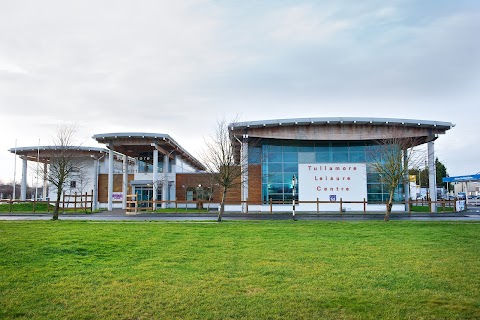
[[185, 186, 213, 201], [258, 139, 404, 203], [248, 145, 262, 164], [298, 152, 315, 163], [136, 151, 173, 173], [134, 186, 162, 208]]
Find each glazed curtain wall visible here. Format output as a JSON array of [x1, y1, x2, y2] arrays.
[[251, 139, 404, 202]]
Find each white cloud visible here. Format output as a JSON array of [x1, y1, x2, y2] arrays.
[[267, 4, 352, 42], [0, 0, 479, 183], [374, 6, 398, 19]]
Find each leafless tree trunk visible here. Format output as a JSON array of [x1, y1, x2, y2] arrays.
[[367, 126, 425, 221], [37, 124, 84, 220], [200, 118, 245, 222]]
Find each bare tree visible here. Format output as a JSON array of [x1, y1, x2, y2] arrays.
[[40, 125, 84, 220], [367, 126, 425, 221], [200, 118, 244, 222]]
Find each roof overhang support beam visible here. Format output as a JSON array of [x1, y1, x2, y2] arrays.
[[151, 143, 174, 160]]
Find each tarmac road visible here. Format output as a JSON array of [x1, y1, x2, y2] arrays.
[[1, 210, 479, 221]]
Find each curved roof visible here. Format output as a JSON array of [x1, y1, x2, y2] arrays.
[[8, 146, 109, 163], [93, 132, 205, 171], [231, 117, 454, 130], [9, 146, 107, 154], [92, 132, 170, 140], [229, 117, 454, 145]]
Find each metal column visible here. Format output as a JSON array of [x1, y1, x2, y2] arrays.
[[21, 158, 27, 200], [108, 149, 114, 211], [122, 154, 128, 209], [162, 154, 169, 209], [153, 149, 158, 210], [428, 141, 436, 212], [403, 150, 410, 211], [171, 154, 178, 201], [92, 158, 99, 211], [43, 163, 48, 201]]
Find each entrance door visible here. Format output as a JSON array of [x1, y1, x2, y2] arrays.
[[135, 187, 152, 208], [134, 186, 162, 209]]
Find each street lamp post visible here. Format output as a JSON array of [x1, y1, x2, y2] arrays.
[[292, 175, 297, 220]]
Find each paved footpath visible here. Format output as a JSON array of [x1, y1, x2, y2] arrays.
[[1, 209, 480, 221]]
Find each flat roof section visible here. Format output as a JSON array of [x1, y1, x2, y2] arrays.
[[93, 132, 206, 171]]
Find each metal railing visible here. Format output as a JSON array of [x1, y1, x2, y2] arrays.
[[122, 197, 464, 214]]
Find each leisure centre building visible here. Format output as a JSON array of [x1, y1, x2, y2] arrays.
[[9, 117, 454, 212]]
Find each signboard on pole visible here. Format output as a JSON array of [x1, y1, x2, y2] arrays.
[[443, 174, 480, 183]]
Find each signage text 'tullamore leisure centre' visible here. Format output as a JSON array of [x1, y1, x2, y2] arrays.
[[298, 163, 367, 202]]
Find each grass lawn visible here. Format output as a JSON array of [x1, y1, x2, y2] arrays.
[[0, 202, 55, 213], [0, 202, 95, 213], [410, 205, 455, 213], [0, 221, 479, 319], [152, 207, 214, 213]]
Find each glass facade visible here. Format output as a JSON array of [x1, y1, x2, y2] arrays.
[[254, 139, 404, 202], [134, 186, 162, 208], [136, 151, 173, 173]]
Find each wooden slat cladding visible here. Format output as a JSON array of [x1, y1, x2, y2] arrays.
[[176, 165, 261, 203], [247, 164, 262, 203], [176, 173, 241, 202], [98, 174, 134, 203]]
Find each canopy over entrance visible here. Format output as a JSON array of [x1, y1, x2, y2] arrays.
[[92, 132, 205, 171]]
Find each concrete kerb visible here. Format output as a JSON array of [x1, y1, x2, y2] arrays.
[[0, 210, 473, 221]]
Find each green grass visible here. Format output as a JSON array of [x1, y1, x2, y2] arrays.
[[0, 202, 55, 212], [0, 203, 93, 213], [0, 221, 479, 319], [152, 207, 214, 213], [410, 205, 455, 213]]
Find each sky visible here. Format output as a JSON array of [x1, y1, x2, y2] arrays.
[[1, 0, 479, 185]]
